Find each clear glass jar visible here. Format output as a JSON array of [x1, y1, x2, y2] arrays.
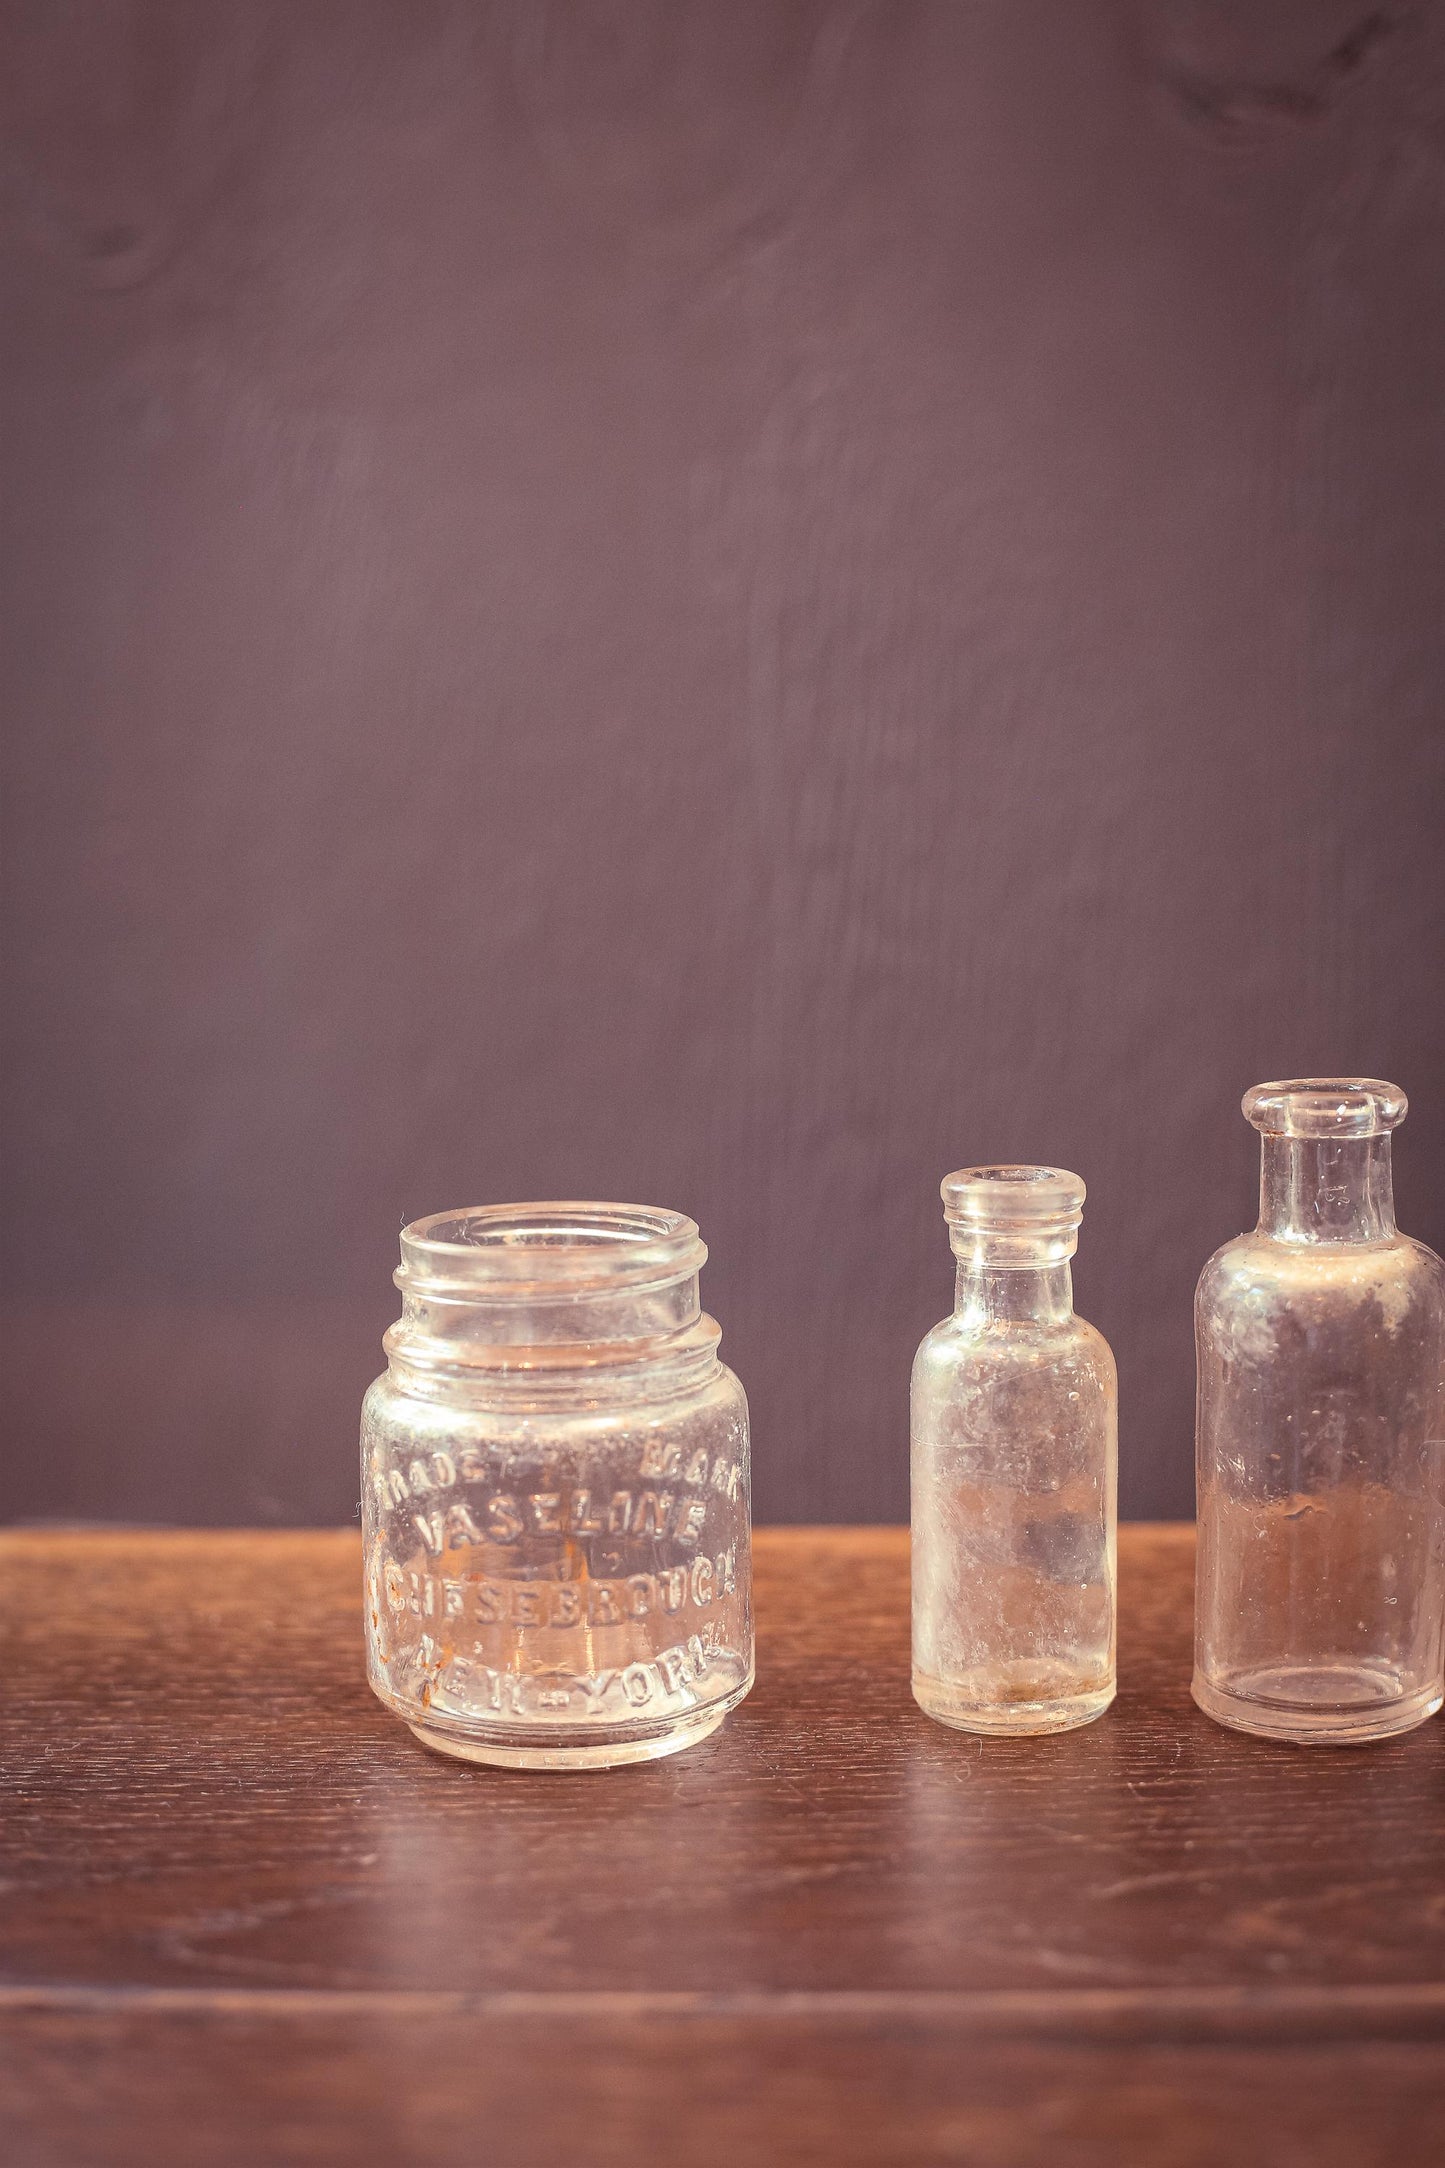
[[911, 1166, 1117, 1735], [1194, 1079, 1445, 1744], [363, 1202, 753, 1769]]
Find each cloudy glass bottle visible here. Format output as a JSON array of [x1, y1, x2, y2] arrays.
[[1194, 1080, 1445, 1743], [911, 1167, 1117, 1735], [362, 1203, 752, 1769]]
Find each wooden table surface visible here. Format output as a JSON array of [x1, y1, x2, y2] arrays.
[[2, 1525, 1443, 2167]]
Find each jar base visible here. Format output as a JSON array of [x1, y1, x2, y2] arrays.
[[1191, 1666, 1443, 1745], [912, 1669, 1114, 1737], [404, 1698, 736, 1771]]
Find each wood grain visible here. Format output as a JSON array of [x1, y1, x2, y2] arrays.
[[2, 1526, 1443, 2164]]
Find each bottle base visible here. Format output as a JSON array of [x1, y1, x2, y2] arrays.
[[399, 1689, 747, 1771], [1191, 1666, 1443, 1745], [912, 1668, 1115, 1737]]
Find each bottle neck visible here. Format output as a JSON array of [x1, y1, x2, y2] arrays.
[[1257, 1133, 1397, 1244], [954, 1257, 1074, 1326]]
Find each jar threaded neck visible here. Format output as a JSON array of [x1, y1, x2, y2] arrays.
[[388, 1201, 715, 1378]]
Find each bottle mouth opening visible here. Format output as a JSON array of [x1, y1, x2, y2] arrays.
[[941, 1164, 1085, 1234], [398, 1202, 707, 1298], [1243, 1079, 1406, 1140]]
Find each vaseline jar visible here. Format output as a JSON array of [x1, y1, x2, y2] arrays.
[[362, 1202, 753, 1768]]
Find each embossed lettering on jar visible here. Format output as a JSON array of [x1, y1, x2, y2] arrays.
[[363, 1205, 753, 1768]]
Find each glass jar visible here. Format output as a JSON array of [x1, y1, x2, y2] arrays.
[[1194, 1079, 1445, 1743], [362, 1202, 753, 1769], [911, 1166, 1117, 1735]]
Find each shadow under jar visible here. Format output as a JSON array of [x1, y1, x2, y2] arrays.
[[363, 1204, 753, 1769], [1194, 1080, 1445, 1745]]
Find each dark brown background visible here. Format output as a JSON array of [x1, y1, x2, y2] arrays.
[[2, 1, 1443, 1529]]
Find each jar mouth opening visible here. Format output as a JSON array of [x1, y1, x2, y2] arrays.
[[942, 1164, 1085, 1231], [399, 1202, 706, 1295], [1244, 1079, 1406, 1139]]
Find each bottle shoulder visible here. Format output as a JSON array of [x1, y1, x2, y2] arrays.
[[913, 1311, 1113, 1385], [1401, 1233, 1445, 1285], [1199, 1227, 1443, 1292], [1196, 1229, 1445, 1352], [1072, 1313, 1118, 1380]]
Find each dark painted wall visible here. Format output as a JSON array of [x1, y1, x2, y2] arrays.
[[3, 1, 1443, 1526]]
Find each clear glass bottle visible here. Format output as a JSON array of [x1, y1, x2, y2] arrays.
[[363, 1202, 753, 1769], [1194, 1079, 1445, 1744], [911, 1166, 1117, 1735]]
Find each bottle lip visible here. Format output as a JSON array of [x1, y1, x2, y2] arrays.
[[398, 1201, 707, 1298], [1243, 1079, 1406, 1140], [941, 1164, 1085, 1234]]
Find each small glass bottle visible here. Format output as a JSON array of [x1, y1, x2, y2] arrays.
[[1194, 1080, 1445, 1744], [911, 1166, 1117, 1735], [363, 1202, 753, 1769]]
